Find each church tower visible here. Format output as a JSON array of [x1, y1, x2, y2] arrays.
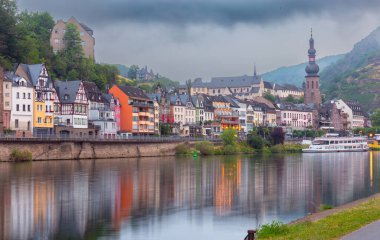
[[304, 30, 322, 107]]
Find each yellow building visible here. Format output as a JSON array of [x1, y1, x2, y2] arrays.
[[15, 64, 56, 135]]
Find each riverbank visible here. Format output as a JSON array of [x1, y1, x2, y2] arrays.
[[175, 141, 307, 156], [257, 193, 380, 239], [0, 140, 181, 161]]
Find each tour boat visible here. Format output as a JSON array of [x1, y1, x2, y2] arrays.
[[302, 137, 368, 153]]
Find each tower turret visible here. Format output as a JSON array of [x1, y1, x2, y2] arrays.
[[304, 29, 321, 107]]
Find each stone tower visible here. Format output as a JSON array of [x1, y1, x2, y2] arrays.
[[0, 66, 4, 132], [304, 30, 322, 107]]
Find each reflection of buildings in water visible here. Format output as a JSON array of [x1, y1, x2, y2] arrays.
[[10, 180, 34, 240], [33, 180, 57, 239], [214, 158, 241, 216], [73, 172, 89, 237], [113, 173, 134, 229]]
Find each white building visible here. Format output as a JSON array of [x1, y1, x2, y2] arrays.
[[7, 73, 34, 137], [54, 80, 88, 129], [277, 103, 314, 130]]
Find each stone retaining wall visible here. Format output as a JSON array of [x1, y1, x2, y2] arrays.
[[0, 141, 180, 161]]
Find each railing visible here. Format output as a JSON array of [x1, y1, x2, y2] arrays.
[[0, 134, 221, 143]]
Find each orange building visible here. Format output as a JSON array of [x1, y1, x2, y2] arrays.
[[109, 85, 155, 135]]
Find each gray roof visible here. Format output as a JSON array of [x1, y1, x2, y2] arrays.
[[223, 95, 240, 108], [250, 87, 261, 94], [147, 93, 162, 102], [55, 80, 82, 103], [18, 63, 45, 87], [264, 81, 273, 89], [79, 22, 93, 35], [83, 81, 104, 103], [192, 78, 209, 88], [274, 83, 301, 91], [210, 75, 261, 88], [118, 85, 150, 100], [5, 72, 33, 87]]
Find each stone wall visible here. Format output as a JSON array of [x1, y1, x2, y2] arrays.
[[0, 141, 180, 161]]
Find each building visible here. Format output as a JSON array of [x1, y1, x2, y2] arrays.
[[83, 81, 119, 138], [54, 80, 96, 137], [0, 67, 3, 132], [50, 17, 95, 59], [304, 31, 322, 107], [273, 84, 304, 99], [137, 66, 156, 81], [277, 103, 315, 130], [15, 64, 56, 135], [2, 69, 12, 130], [109, 85, 155, 135], [6, 73, 34, 137], [330, 99, 366, 131]]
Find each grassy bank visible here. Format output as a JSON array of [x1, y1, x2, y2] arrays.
[[257, 196, 380, 240], [175, 141, 254, 156]]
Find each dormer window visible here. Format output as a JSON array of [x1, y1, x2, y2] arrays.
[[64, 94, 69, 100]]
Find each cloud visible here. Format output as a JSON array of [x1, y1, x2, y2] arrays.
[[18, 0, 380, 27]]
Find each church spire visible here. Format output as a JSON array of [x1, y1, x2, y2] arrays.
[[254, 64, 257, 77], [305, 29, 319, 76]]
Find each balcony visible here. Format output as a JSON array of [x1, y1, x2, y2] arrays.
[[131, 102, 154, 108], [139, 111, 152, 117], [221, 120, 239, 125]]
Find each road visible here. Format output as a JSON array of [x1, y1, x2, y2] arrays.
[[342, 220, 380, 240]]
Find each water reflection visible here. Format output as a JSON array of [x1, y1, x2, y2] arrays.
[[0, 152, 379, 240]]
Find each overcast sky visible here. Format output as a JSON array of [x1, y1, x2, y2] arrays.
[[17, 0, 380, 82]]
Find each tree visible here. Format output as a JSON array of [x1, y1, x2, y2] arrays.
[[263, 92, 275, 102], [128, 65, 139, 80], [247, 134, 265, 149], [270, 127, 285, 145], [285, 95, 295, 103], [371, 109, 380, 127], [0, 0, 18, 68], [220, 128, 237, 146]]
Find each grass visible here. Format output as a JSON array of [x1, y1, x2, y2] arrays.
[[270, 143, 308, 153], [258, 197, 380, 240], [9, 149, 32, 161], [319, 204, 333, 211]]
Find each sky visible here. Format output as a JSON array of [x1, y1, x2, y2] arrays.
[[17, 0, 380, 82]]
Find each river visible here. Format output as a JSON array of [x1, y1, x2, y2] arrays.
[[0, 152, 379, 239]]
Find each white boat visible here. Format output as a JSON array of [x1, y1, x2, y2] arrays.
[[302, 137, 368, 153]]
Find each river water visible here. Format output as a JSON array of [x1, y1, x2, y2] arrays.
[[0, 152, 379, 240]]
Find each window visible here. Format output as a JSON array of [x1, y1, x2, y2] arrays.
[[5, 101, 9, 107], [23, 105, 26, 111], [16, 92, 19, 99], [28, 93, 31, 99], [54, 38, 59, 44], [38, 117, 42, 124], [23, 93, 26, 99], [16, 104, 19, 111], [133, 116, 138, 121], [15, 119, 19, 128], [5, 84, 8, 89]]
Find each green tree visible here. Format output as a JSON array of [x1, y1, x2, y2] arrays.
[[247, 134, 265, 150], [263, 92, 275, 102], [128, 65, 139, 80], [371, 109, 380, 127], [0, 0, 18, 68], [285, 95, 295, 103], [220, 128, 237, 146]]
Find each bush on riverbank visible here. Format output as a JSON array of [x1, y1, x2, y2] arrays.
[[9, 149, 32, 162], [257, 220, 289, 238], [175, 143, 192, 155], [270, 143, 307, 153], [195, 141, 215, 155]]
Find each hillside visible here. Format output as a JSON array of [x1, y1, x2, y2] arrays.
[[262, 55, 343, 87], [320, 27, 380, 112]]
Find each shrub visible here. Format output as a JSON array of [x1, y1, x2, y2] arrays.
[[175, 143, 191, 155], [220, 128, 237, 146], [238, 141, 255, 154], [319, 204, 333, 211], [214, 147, 224, 155], [195, 141, 214, 155], [247, 135, 265, 150], [223, 144, 237, 155], [9, 149, 32, 162], [257, 220, 289, 238]]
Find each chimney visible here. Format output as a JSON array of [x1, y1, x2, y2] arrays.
[[0, 66, 4, 132]]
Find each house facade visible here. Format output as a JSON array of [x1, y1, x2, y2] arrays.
[[2, 70, 12, 130], [50, 17, 95, 59], [277, 103, 314, 130], [7, 73, 34, 137], [109, 85, 155, 135]]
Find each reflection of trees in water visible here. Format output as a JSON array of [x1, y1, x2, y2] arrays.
[[0, 153, 379, 239]]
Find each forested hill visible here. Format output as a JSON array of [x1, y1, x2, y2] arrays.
[[262, 55, 343, 87], [320, 27, 380, 112]]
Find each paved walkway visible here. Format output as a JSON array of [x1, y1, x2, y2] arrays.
[[341, 220, 380, 240]]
